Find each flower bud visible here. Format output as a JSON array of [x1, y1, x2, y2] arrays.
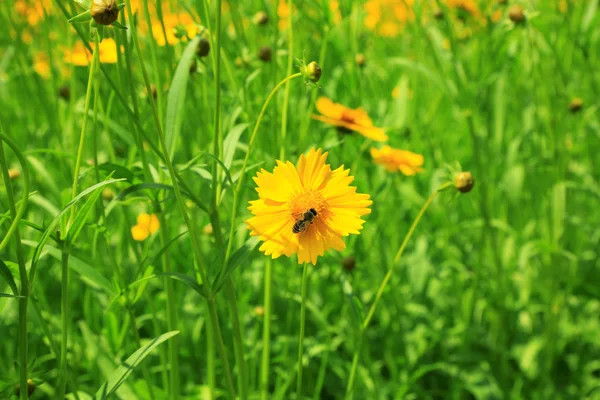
[[196, 38, 210, 58], [434, 9, 444, 20], [254, 305, 265, 317], [355, 53, 366, 67], [58, 85, 71, 101], [8, 168, 20, 180], [101, 188, 115, 201], [258, 46, 272, 62], [568, 97, 583, 113], [304, 61, 322, 83], [341, 256, 356, 272], [14, 379, 36, 397], [455, 172, 475, 193], [253, 11, 269, 26], [91, 0, 119, 26], [508, 5, 525, 23], [203, 223, 213, 235]]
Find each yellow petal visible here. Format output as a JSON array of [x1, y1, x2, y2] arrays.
[[149, 214, 160, 233], [297, 148, 331, 190], [131, 224, 150, 241]]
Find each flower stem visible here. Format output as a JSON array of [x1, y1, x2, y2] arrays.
[[211, 0, 224, 206], [224, 72, 302, 266], [67, 35, 98, 229], [297, 262, 310, 397], [345, 189, 440, 398], [0, 131, 30, 400], [279, 0, 295, 161], [57, 244, 70, 400], [260, 258, 273, 400]]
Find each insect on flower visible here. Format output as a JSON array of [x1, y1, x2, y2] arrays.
[[246, 149, 372, 265]]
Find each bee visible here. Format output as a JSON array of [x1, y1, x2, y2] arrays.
[[292, 208, 318, 234]]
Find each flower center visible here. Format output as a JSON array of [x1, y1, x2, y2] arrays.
[[288, 188, 327, 219], [340, 110, 356, 124]]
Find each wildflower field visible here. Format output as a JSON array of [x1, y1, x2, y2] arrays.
[[2, 0, 600, 398]]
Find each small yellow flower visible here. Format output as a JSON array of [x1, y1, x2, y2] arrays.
[[364, 0, 414, 37], [15, 0, 51, 26], [131, 213, 160, 241], [63, 39, 118, 66], [312, 97, 388, 142], [246, 149, 372, 265], [33, 52, 51, 79], [370, 146, 424, 175], [446, 0, 480, 18], [277, 0, 293, 31], [148, 12, 198, 46]]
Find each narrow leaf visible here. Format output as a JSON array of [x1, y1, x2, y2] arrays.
[[94, 331, 180, 399], [165, 36, 201, 157], [212, 236, 260, 293], [0, 259, 18, 296]]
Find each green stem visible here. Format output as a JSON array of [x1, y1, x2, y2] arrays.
[[0, 131, 30, 400], [224, 279, 248, 400], [345, 189, 440, 398], [223, 72, 302, 264], [206, 310, 216, 400], [279, 0, 295, 160], [67, 35, 98, 228], [211, 0, 223, 205], [260, 258, 272, 400], [207, 297, 237, 398], [296, 263, 310, 397], [57, 244, 70, 400]]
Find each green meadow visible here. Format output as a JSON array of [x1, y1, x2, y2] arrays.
[[1, 0, 600, 398]]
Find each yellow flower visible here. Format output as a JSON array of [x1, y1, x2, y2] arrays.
[[33, 52, 50, 79], [364, 0, 414, 37], [131, 213, 160, 241], [312, 97, 388, 142], [15, 0, 51, 26], [63, 39, 118, 66], [277, 0, 294, 31], [246, 149, 372, 265], [370, 146, 424, 175], [147, 12, 198, 46], [330, 0, 342, 24], [445, 0, 480, 18]]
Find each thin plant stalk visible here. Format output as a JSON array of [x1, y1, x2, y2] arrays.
[[296, 262, 310, 397], [279, 0, 295, 160], [57, 34, 99, 400], [211, 0, 224, 205], [345, 189, 440, 398], [0, 132, 30, 400], [123, 4, 236, 397], [260, 257, 273, 400]]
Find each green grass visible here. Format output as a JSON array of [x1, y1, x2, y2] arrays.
[[1, 0, 600, 399]]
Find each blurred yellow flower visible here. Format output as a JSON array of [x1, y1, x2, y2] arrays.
[[246, 149, 372, 265], [330, 0, 342, 24], [364, 0, 414, 37], [131, 213, 160, 241], [146, 12, 199, 46], [371, 146, 424, 175], [312, 97, 388, 142], [445, 0, 480, 18], [33, 53, 51, 79], [15, 0, 51, 26], [63, 39, 118, 66], [277, 0, 293, 31]]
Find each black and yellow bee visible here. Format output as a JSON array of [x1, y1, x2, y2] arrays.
[[292, 208, 318, 234]]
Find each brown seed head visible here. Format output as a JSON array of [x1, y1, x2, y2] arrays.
[[455, 172, 475, 193], [508, 5, 525, 23], [91, 0, 119, 26]]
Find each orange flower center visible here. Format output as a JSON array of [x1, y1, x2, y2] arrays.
[[340, 110, 356, 124], [288, 188, 327, 219]]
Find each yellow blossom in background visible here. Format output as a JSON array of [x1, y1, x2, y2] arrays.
[[15, 0, 51, 26], [63, 39, 118, 66], [329, 0, 342, 24], [131, 213, 160, 241], [371, 146, 424, 175], [445, 0, 480, 18], [33, 53, 51, 79], [246, 149, 372, 265], [365, 0, 414, 37], [144, 12, 199, 46], [277, 0, 293, 31], [312, 97, 388, 142]]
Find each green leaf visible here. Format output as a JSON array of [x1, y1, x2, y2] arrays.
[[0, 293, 24, 298], [66, 179, 109, 243], [98, 163, 136, 183], [116, 183, 174, 201], [582, 0, 598, 32], [94, 331, 179, 399], [223, 123, 250, 169], [0, 259, 18, 296], [73, 0, 92, 9], [202, 153, 234, 189], [212, 236, 260, 293], [68, 10, 92, 23], [159, 272, 205, 297], [111, 20, 127, 30], [132, 266, 154, 304], [28, 178, 125, 288], [165, 36, 201, 158]]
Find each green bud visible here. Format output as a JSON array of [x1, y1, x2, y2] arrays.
[[305, 61, 322, 83], [455, 172, 475, 193]]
